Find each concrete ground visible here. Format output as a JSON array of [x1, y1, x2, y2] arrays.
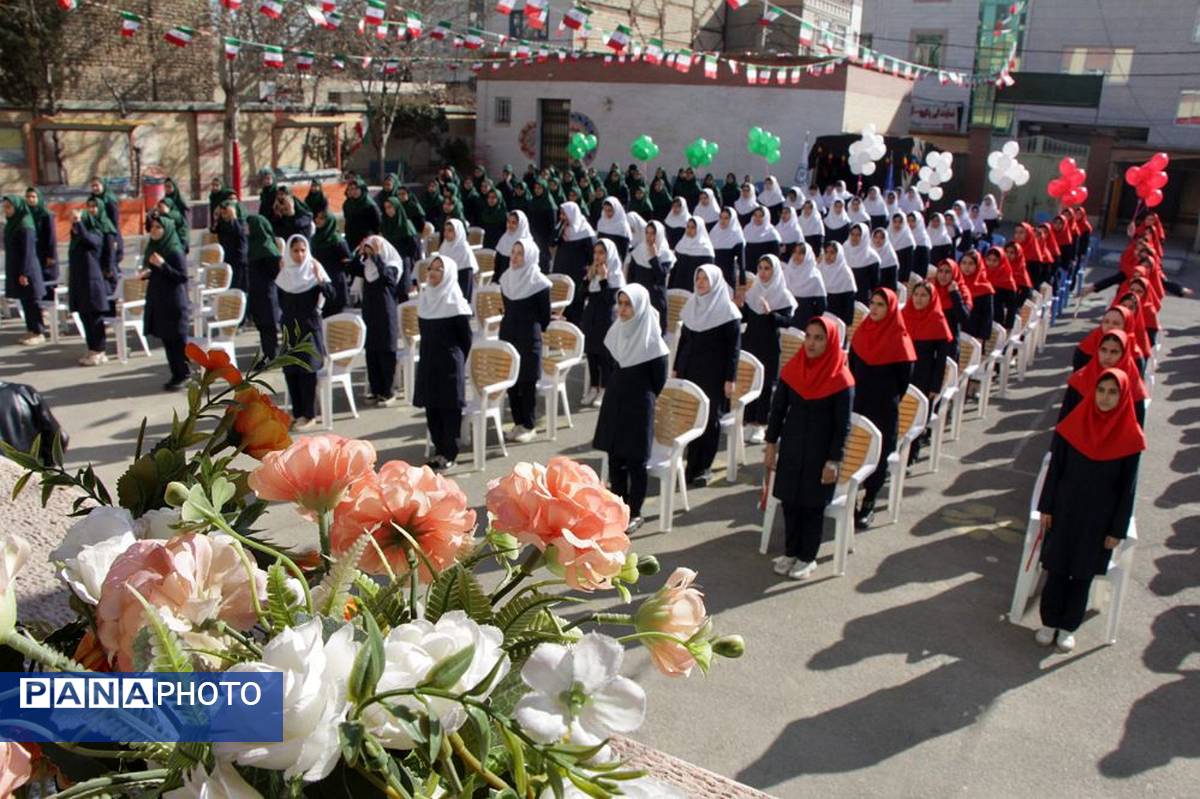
[[2, 257, 1197, 797]]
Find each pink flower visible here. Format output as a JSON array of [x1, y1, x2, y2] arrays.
[[0, 743, 32, 798], [331, 461, 477, 581], [248, 434, 376, 517], [95, 533, 266, 671], [487, 457, 631, 592], [634, 568, 708, 677]]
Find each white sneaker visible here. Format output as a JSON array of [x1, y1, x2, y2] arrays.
[[513, 426, 537, 444], [18, 333, 46, 346], [580, 387, 597, 406], [787, 560, 817, 580], [505, 425, 522, 442], [1034, 627, 1056, 647], [590, 390, 605, 408], [747, 426, 766, 445], [1055, 631, 1076, 652], [294, 417, 319, 431], [772, 556, 797, 576]]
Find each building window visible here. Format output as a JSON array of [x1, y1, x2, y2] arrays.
[[911, 30, 946, 68], [1177, 90, 1200, 125], [495, 97, 511, 125], [859, 33, 873, 50], [509, 11, 548, 40], [1194, 5, 1200, 43], [1061, 47, 1133, 84]]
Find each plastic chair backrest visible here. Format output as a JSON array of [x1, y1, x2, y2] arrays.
[[399, 300, 420, 342], [896, 283, 908, 308], [958, 333, 980, 375], [415, 259, 431, 287], [1019, 299, 1036, 327], [942, 358, 958, 398], [898, 385, 928, 439], [839, 415, 880, 485], [821, 312, 847, 345], [549, 274, 574, 306], [214, 290, 244, 323], [987, 323, 1005, 356], [1030, 451, 1051, 517], [734, 351, 764, 402], [467, 227, 484, 246], [475, 249, 496, 273], [200, 245, 224, 266], [470, 341, 518, 391], [666, 289, 691, 331], [204, 263, 233, 290], [123, 278, 148, 304], [324, 314, 366, 370], [779, 328, 806, 371], [847, 302, 869, 342], [542, 321, 583, 375], [476, 286, 504, 323], [654, 382, 705, 447]]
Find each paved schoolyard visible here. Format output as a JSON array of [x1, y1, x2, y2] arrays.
[[2, 258, 1197, 798]]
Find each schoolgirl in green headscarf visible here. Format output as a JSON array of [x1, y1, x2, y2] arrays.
[[163, 177, 189, 218], [381, 196, 418, 255], [306, 179, 328, 217], [396, 185, 426, 234]]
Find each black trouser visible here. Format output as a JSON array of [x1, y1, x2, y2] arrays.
[[587, 354, 611, 390], [994, 288, 1018, 332], [747, 373, 776, 426], [1039, 570, 1094, 632], [427, 406, 462, 461], [861, 416, 897, 511], [508, 380, 538, 429], [782, 502, 825, 562], [256, 319, 278, 361], [285, 366, 318, 420], [366, 349, 396, 399], [827, 292, 855, 326], [161, 335, 190, 383], [81, 311, 107, 352], [609, 454, 648, 518], [685, 389, 724, 479], [20, 295, 43, 334], [564, 278, 586, 326]]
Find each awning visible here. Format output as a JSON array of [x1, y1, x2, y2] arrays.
[[913, 133, 970, 154], [32, 116, 153, 131], [274, 114, 361, 127]]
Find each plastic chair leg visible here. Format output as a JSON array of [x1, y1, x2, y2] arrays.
[[320, 378, 334, 430], [1105, 557, 1132, 645], [760, 498, 777, 554], [833, 511, 850, 576], [473, 414, 486, 470], [726, 430, 738, 484], [677, 459, 690, 512], [659, 469, 676, 533], [887, 452, 905, 525], [558, 382, 572, 429], [342, 376, 359, 419]]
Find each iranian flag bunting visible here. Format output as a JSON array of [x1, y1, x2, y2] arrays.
[[297, 51, 314, 70], [757, 67, 770, 85], [825, 62, 837, 75], [761, 5, 781, 25], [164, 26, 193, 47], [259, 0, 285, 20], [262, 45, 284, 68], [406, 12, 423, 37], [221, 0, 242, 9], [375, 23, 389, 40], [120, 12, 141, 37], [325, 11, 342, 28], [322, 1, 336, 11], [644, 38, 663, 65], [563, 4, 591, 30], [728, 59, 738, 74], [431, 20, 451, 39], [305, 5, 328, 26], [798, 20, 813, 46], [495, 0, 515, 14], [745, 64, 757, 84], [674, 49, 692, 72], [726, 0, 747, 8], [775, 68, 786, 85], [332, 53, 346, 70], [606, 24, 632, 51], [525, 0, 547, 28], [223, 37, 240, 59], [464, 28, 485, 49], [364, 0, 385, 25], [57, 0, 76, 10], [789, 66, 801, 84], [385, 59, 399, 74], [704, 55, 718, 79]]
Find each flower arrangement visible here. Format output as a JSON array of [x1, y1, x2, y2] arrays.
[[0, 344, 743, 797]]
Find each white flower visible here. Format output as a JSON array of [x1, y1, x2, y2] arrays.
[[515, 633, 646, 746], [364, 610, 509, 750], [137, 508, 181, 540], [542, 777, 686, 799], [58, 531, 137, 606], [0, 533, 31, 639], [163, 761, 263, 799], [51, 506, 136, 562], [213, 619, 358, 783]]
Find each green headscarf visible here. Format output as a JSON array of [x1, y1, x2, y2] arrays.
[[90, 180, 116, 207], [143, 215, 184, 263], [398, 190, 425, 227], [87, 197, 118, 236], [163, 177, 189, 213], [529, 179, 557, 214], [479, 189, 507, 228], [342, 177, 371, 217], [649, 180, 674, 217], [246, 214, 280, 261], [24, 187, 50, 229], [381, 173, 401, 198], [307, 183, 328, 216], [310, 209, 342, 251], [627, 188, 654, 219], [3, 195, 35, 252], [70, 207, 105, 257], [209, 187, 244, 219], [381, 196, 417, 245]]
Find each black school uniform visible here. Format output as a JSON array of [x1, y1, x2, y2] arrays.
[[893, 246, 914, 284], [142, 249, 191, 383], [551, 235, 594, 325], [669, 254, 709, 292], [33, 210, 57, 293], [941, 290, 969, 363], [1037, 432, 1139, 631], [278, 283, 334, 420], [713, 245, 745, 288], [767, 384, 854, 561], [744, 241, 782, 274], [349, 254, 400, 400], [963, 293, 994, 341], [247, 255, 281, 361], [4, 225, 44, 334], [415, 314, 474, 462], [910, 338, 951, 399], [526, 208, 557, 269], [581, 279, 618, 389], [68, 221, 109, 352], [273, 210, 313, 242], [674, 319, 741, 481], [313, 238, 352, 317], [930, 243, 954, 265], [849, 352, 912, 511], [825, 224, 850, 246], [852, 263, 881, 305], [491, 251, 511, 284], [629, 257, 671, 331], [742, 305, 793, 426], [664, 223, 687, 250], [910, 246, 930, 283], [500, 288, 552, 430], [763, 202, 784, 226], [216, 219, 249, 303], [594, 355, 669, 518], [344, 202, 382, 251]]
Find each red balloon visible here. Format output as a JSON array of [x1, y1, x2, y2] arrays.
[[1047, 178, 1064, 198], [1067, 170, 1087, 189], [1147, 171, 1168, 190], [1062, 188, 1080, 206], [1136, 181, 1152, 199], [1148, 152, 1169, 171], [1146, 189, 1164, 208], [1058, 157, 1077, 176], [1073, 186, 1088, 206], [1124, 166, 1143, 185]]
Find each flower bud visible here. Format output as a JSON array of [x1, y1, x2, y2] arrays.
[[618, 552, 640, 583], [164, 481, 191, 508], [713, 635, 746, 659], [636, 555, 660, 576]]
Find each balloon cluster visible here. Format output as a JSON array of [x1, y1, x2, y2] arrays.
[[848, 124, 886, 176], [1125, 152, 1169, 209], [629, 134, 660, 162], [916, 151, 952, 201], [986, 141, 1031, 192], [746, 127, 782, 164], [685, 137, 719, 168], [1047, 157, 1088, 207], [567, 132, 598, 161]]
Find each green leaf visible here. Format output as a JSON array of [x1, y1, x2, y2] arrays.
[[316, 532, 372, 617], [488, 669, 532, 718], [348, 608, 385, 705], [500, 724, 528, 796], [266, 561, 297, 633], [419, 644, 476, 691], [425, 565, 493, 625], [339, 720, 366, 767], [383, 702, 426, 746], [421, 711, 443, 766], [565, 769, 610, 799], [128, 588, 192, 673], [10, 471, 32, 501], [134, 416, 148, 460], [51, 430, 65, 467], [495, 592, 561, 637]]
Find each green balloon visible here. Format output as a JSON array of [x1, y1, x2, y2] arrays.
[[585, 134, 597, 151], [765, 149, 782, 165]]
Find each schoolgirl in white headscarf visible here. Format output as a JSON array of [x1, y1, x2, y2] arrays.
[[741, 252, 798, 439], [864, 186, 888, 228], [759, 176, 786, 223], [818, 240, 858, 326], [414, 253, 474, 469], [695, 188, 721, 229], [871, 227, 900, 291], [277, 234, 332, 426], [783, 241, 827, 325], [734, 182, 759, 225], [743, 205, 783, 275], [906, 211, 932, 284], [823, 198, 852, 245], [493, 209, 531, 283], [581, 237, 628, 406], [438, 218, 479, 301], [597, 196, 633, 260], [844, 222, 881, 304], [671, 214, 717, 291], [629, 219, 673, 329]]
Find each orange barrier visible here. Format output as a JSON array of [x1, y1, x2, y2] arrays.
[[50, 198, 145, 242]]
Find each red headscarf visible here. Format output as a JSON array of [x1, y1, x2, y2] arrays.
[[1114, 292, 1153, 356], [1056, 368, 1146, 461], [1004, 243, 1032, 290], [850, 288, 917, 365], [1132, 262, 1165, 308], [1122, 273, 1161, 327], [959, 251, 994, 298], [1078, 305, 1142, 359], [1038, 225, 1061, 259], [1016, 222, 1045, 263], [1134, 215, 1165, 244], [901, 281, 953, 343], [933, 258, 972, 313], [1072, 207, 1092, 235], [1067, 330, 1148, 402], [984, 246, 1017, 292], [780, 316, 855, 399]]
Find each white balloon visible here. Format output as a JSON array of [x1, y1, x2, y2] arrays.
[[925, 152, 938, 166], [918, 166, 932, 181], [996, 155, 1012, 172], [1013, 168, 1030, 187], [861, 161, 876, 176], [916, 179, 931, 193], [869, 144, 886, 160], [987, 152, 1001, 169], [937, 166, 953, 182], [862, 123, 876, 137], [928, 186, 943, 200], [1002, 140, 1019, 158], [940, 152, 954, 169], [998, 177, 1014, 192]]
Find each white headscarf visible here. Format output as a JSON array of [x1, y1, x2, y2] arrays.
[[743, 208, 782, 244], [631, 220, 674, 268], [908, 212, 932, 249], [746, 254, 798, 314], [709, 209, 746, 250], [981, 194, 1000, 221], [887, 214, 915, 250], [871, 228, 899, 269], [806, 186, 825, 211], [680, 264, 741, 332], [496, 210, 530, 257], [499, 238, 552, 300], [824, 200, 851, 231], [604, 283, 670, 368], [784, 243, 825, 299], [776, 206, 803, 244], [695, 189, 721, 225], [439, 219, 479, 274], [848, 198, 871, 226], [785, 186, 805, 210], [818, 241, 857, 294], [277, 234, 330, 294], [884, 192, 901, 219], [821, 185, 840, 211], [799, 201, 825, 238], [864, 187, 887, 217], [418, 254, 473, 319], [597, 197, 632, 240], [758, 176, 784, 207], [733, 184, 758, 216], [844, 223, 881, 269], [967, 205, 985, 234], [927, 212, 954, 247], [360, 234, 403, 284], [559, 201, 595, 242], [664, 197, 690, 230], [899, 188, 925, 213], [589, 238, 627, 293], [675, 215, 716, 258], [626, 211, 647, 245]]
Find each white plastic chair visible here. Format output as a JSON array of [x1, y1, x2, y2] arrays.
[[397, 300, 421, 404], [42, 286, 73, 344], [115, 277, 152, 362], [664, 289, 690, 371], [194, 262, 233, 337], [196, 289, 246, 365], [646, 379, 708, 532], [475, 249, 496, 288], [537, 321, 585, 441], [778, 327, 806, 374], [317, 313, 367, 430], [885, 386, 929, 525], [974, 322, 1007, 419], [845, 301, 869, 346], [926, 358, 959, 474], [467, 226, 485, 247], [548, 274, 575, 318], [760, 413, 882, 575], [821, 312, 846, 346], [462, 340, 520, 470], [720, 352, 764, 483], [896, 282, 908, 308], [950, 333, 981, 442], [1009, 452, 1138, 645], [474, 285, 504, 340]]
